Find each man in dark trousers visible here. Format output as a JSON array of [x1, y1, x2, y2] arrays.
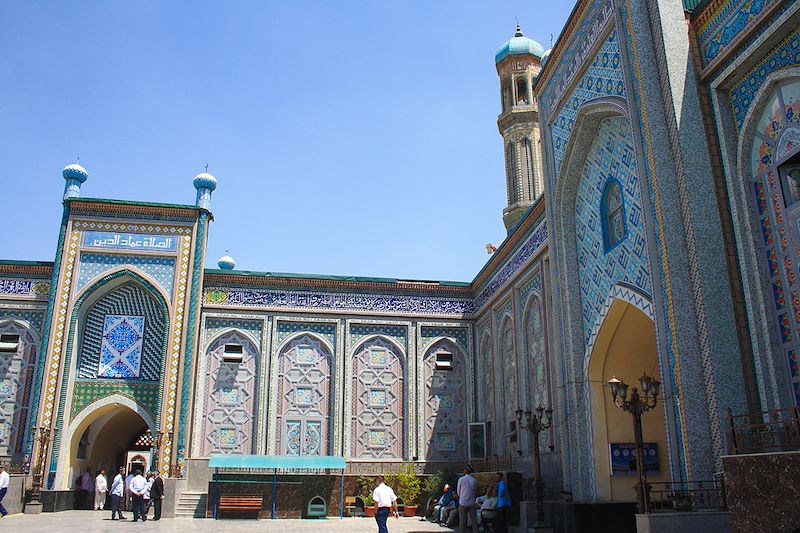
[[150, 470, 164, 521]]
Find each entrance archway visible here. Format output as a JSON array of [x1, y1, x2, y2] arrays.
[[58, 394, 155, 490], [587, 299, 668, 501]]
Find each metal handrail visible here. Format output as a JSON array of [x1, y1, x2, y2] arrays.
[[727, 407, 800, 454]]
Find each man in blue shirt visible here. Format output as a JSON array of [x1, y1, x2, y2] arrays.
[[496, 472, 511, 533], [110, 467, 126, 520], [430, 483, 454, 523]]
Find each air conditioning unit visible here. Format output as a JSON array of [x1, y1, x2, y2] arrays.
[[222, 343, 244, 363], [0, 334, 20, 353], [434, 350, 453, 370]]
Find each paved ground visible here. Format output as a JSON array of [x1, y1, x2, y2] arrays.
[[2, 510, 458, 532]]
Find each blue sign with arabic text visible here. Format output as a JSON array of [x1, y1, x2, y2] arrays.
[[83, 231, 178, 253]]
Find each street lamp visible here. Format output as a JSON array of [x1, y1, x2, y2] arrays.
[[29, 425, 54, 506], [516, 405, 553, 526], [607, 373, 660, 514]]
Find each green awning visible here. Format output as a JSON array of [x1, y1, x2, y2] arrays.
[[208, 454, 346, 470]]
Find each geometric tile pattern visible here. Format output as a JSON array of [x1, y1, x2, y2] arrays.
[[77, 282, 167, 381], [696, 0, 775, 65], [98, 315, 144, 378], [352, 338, 403, 459], [206, 318, 263, 347], [423, 339, 466, 460], [500, 317, 518, 451], [420, 326, 468, 352], [0, 309, 45, 334], [730, 27, 800, 129], [77, 253, 176, 296], [748, 79, 800, 406], [70, 381, 160, 422], [0, 322, 37, 457], [275, 335, 331, 456], [200, 331, 259, 456], [350, 324, 406, 350], [575, 116, 652, 342], [551, 31, 627, 173], [277, 321, 335, 348]]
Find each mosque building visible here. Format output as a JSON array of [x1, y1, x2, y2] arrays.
[[1, 0, 798, 528]]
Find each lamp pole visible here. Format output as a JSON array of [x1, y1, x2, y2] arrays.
[[29, 425, 54, 505], [516, 405, 553, 525], [607, 373, 660, 514]]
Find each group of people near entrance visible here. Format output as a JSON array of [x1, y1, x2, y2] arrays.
[[75, 467, 164, 521], [427, 468, 510, 533]]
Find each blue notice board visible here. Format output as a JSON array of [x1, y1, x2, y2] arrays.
[[609, 443, 659, 476]]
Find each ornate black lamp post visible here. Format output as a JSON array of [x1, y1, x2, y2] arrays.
[[29, 425, 54, 506], [607, 373, 660, 514], [516, 405, 553, 525]]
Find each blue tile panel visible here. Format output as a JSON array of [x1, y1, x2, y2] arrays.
[[0, 309, 45, 333], [350, 324, 407, 350], [575, 116, 652, 342], [77, 281, 167, 381], [77, 253, 176, 296], [551, 32, 627, 174], [730, 27, 800, 129], [420, 326, 468, 351], [696, 0, 775, 65]]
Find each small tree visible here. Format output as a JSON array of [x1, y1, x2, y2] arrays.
[[394, 463, 422, 506], [357, 475, 375, 506]]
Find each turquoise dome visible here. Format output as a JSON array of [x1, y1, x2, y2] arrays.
[[495, 25, 545, 64], [63, 163, 89, 183], [218, 255, 235, 270], [193, 172, 217, 191]]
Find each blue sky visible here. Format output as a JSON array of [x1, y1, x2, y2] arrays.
[[1, 1, 573, 281]]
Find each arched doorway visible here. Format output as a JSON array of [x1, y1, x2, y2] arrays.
[[587, 299, 668, 501], [60, 395, 155, 490]]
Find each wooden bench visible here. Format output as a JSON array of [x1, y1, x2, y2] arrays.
[[218, 495, 263, 516]]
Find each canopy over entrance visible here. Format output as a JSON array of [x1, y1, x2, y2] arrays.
[[209, 454, 346, 471]]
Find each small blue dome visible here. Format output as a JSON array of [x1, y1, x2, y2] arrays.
[[495, 25, 545, 64], [63, 163, 88, 183], [218, 255, 235, 270], [193, 172, 217, 191]]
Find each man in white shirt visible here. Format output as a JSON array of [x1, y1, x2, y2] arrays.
[[124, 471, 133, 511], [94, 469, 108, 511], [456, 464, 479, 533], [0, 465, 9, 518], [129, 469, 148, 522], [110, 466, 126, 520], [371, 475, 398, 533]]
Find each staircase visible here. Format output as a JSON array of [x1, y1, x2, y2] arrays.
[[175, 491, 208, 518]]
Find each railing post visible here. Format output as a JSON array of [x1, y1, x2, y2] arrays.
[[727, 407, 739, 454]]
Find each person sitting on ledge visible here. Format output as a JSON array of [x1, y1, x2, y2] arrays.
[[430, 484, 454, 523]]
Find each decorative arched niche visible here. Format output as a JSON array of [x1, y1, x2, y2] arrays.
[[275, 334, 332, 456], [0, 320, 39, 457], [423, 339, 467, 460]]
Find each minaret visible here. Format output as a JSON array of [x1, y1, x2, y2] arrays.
[[193, 170, 217, 211], [62, 163, 89, 200], [495, 24, 547, 232]]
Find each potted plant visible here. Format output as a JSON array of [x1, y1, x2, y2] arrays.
[[395, 463, 422, 517], [358, 475, 376, 517]]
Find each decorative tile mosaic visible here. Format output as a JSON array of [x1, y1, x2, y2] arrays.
[[473, 220, 548, 312], [77, 253, 175, 296], [369, 389, 387, 407], [575, 116, 652, 341], [518, 271, 542, 310], [77, 282, 167, 381], [276, 321, 335, 347], [0, 323, 36, 456], [424, 339, 467, 460], [0, 309, 45, 334], [730, 27, 800, 129], [369, 429, 387, 448], [0, 279, 50, 298], [275, 335, 331, 456], [351, 324, 407, 350], [697, 0, 775, 64], [98, 315, 144, 378], [206, 318, 263, 348], [540, 0, 615, 113], [206, 287, 472, 317], [370, 348, 388, 366], [551, 31, 627, 173], [70, 381, 160, 421], [420, 326, 468, 351], [218, 428, 238, 448], [436, 433, 456, 452]]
